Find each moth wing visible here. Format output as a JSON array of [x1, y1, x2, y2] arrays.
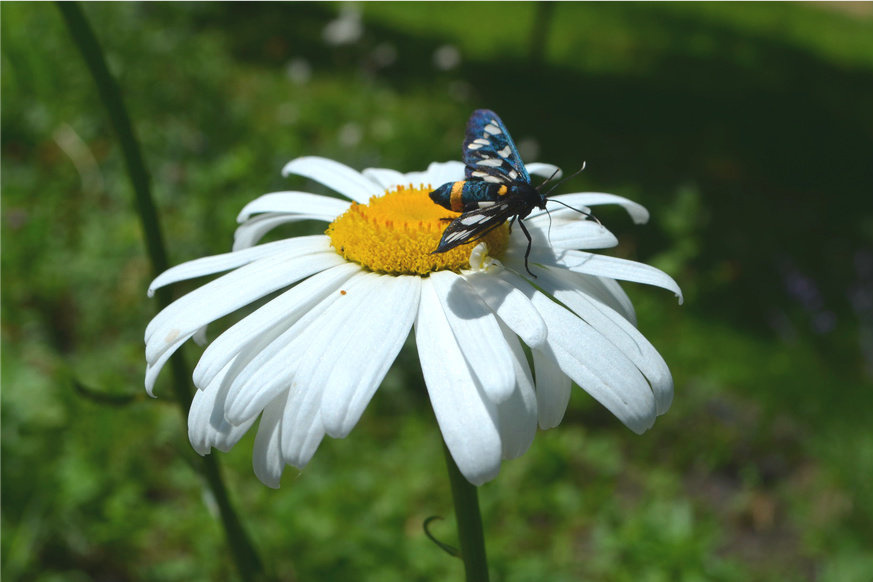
[[462, 109, 531, 185], [433, 199, 519, 254]]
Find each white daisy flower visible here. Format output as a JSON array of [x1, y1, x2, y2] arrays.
[[145, 156, 682, 487]]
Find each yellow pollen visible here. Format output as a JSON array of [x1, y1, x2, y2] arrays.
[[326, 184, 509, 276]]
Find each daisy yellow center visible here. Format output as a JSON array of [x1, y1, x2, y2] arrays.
[[326, 184, 509, 275]]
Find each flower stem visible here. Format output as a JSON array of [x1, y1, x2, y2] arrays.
[[443, 443, 490, 582], [57, 3, 266, 580]]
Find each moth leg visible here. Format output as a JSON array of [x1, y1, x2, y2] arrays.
[[518, 219, 536, 278]]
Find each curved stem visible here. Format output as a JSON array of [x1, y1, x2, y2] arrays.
[[56, 4, 266, 580], [443, 443, 490, 582]]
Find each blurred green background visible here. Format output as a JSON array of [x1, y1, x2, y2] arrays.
[[3, 2, 873, 581]]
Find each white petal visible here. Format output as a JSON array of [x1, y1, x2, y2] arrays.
[[144, 337, 193, 397], [223, 270, 373, 424], [429, 270, 517, 403], [282, 156, 383, 203], [321, 275, 420, 438], [147, 236, 328, 296], [236, 192, 350, 222], [423, 160, 466, 187], [192, 262, 361, 390], [495, 325, 537, 460], [554, 250, 683, 304], [146, 247, 343, 361], [527, 163, 562, 180], [287, 422, 325, 470], [192, 325, 209, 346], [188, 360, 258, 454], [574, 275, 637, 326], [531, 192, 650, 225], [251, 396, 286, 488], [395, 160, 464, 190], [232, 214, 317, 251], [221, 313, 322, 426], [271, 271, 389, 467], [361, 167, 408, 190], [515, 256, 638, 325], [416, 279, 502, 486], [532, 346, 571, 429], [531, 290, 657, 434], [220, 326, 307, 425], [279, 380, 326, 469], [523, 214, 619, 250], [537, 266, 673, 415], [272, 272, 385, 441], [463, 269, 547, 348], [146, 252, 345, 393]]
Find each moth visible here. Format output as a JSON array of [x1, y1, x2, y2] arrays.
[[430, 109, 587, 276]]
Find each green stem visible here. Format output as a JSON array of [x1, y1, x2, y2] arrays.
[[55, 2, 169, 277], [443, 444, 490, 582], [56, 4, 266, 580]]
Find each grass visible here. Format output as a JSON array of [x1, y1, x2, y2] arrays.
[[3, 2, 872, 581]]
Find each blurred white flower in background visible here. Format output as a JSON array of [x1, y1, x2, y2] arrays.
[[434, 44, 462, 71], [323, 4, 363, 46]]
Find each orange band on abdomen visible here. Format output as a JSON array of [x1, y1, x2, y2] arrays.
[[450, 181, 466, 212]]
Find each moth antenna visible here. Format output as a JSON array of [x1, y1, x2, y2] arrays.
[[546, 203, 554, 248], [548, 198, 602, 227], [543, 198, 601, 254], [543, 161, 586, 197], [536, 167, 563, 191]]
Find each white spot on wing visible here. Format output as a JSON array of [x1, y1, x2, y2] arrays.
[[508, 169, 518, 180], [461, 214, 489, 225], [476, 158, 503, 167], [474, 138, 490, 146], [477, 201, 495, 208], [467, 143, 483, 150], [497, 145, 512, 158], [483, 175, 503, 183], [484, 123, 502, 135]]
